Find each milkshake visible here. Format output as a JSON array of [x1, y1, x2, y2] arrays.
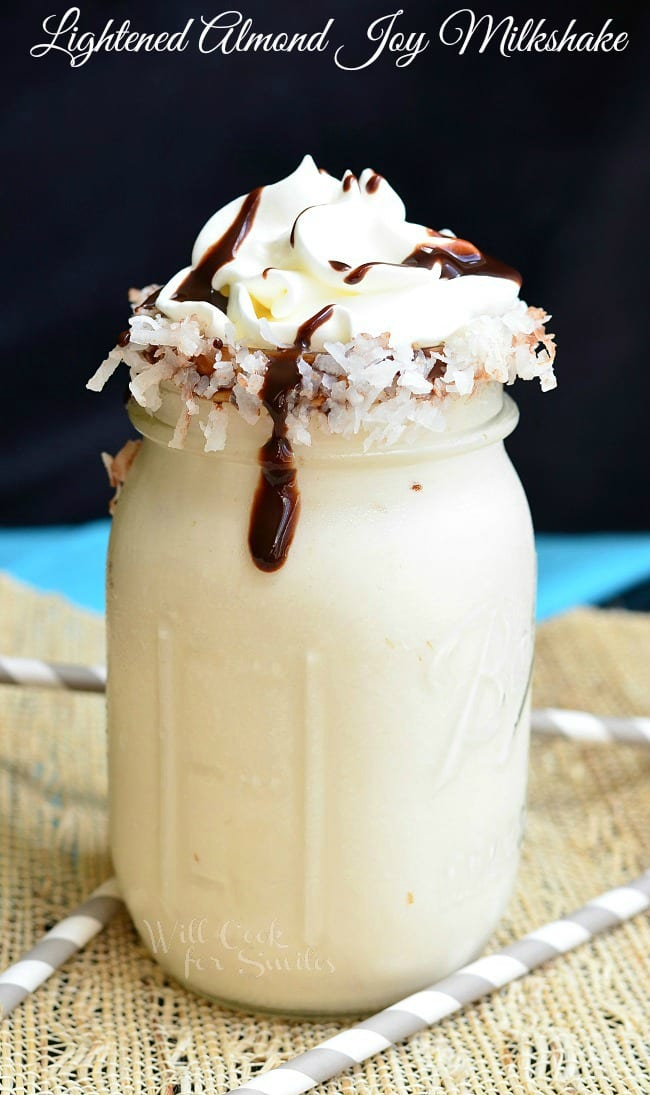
[[89, 156, 556, 1014]]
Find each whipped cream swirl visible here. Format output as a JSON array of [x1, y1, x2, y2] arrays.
[[157, 156, 522, 349]]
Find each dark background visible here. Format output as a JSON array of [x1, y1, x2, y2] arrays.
[[3, 1, 649, 529]]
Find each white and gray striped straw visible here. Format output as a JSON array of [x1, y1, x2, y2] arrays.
[[1, 654, 648, 748], [228, 869, 650, 1095], [533, 707, 650, 746], [0, 878, 122, 1020], [0, 868, 648, 1083], [0, 654, 105, 694]]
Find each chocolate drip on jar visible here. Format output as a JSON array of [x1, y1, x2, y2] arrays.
[[172, 187, 263, 310], [248, 305, 334, 573], [248, 355, 302, 573]]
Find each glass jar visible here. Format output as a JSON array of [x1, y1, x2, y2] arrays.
[[106, 380, 535, 1015]]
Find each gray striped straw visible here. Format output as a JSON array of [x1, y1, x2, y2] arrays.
[[0, 654, 105, 693], [227, 869, 650, 1095], [0, 869, 648, 1088], [1, 654, 648, 748], [0, 879, 123, 1020], [533, 706, 650, 746]]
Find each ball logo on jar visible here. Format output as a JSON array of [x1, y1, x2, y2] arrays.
[[425, 602, 534, 790]]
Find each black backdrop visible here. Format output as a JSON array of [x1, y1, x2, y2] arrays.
[[4, 1, 649, 529]]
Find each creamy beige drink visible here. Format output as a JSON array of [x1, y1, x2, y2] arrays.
[[89, 157, 556, 1014]]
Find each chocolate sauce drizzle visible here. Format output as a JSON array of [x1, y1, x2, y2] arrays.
[[343, 262, 381, 286], [248, 305, 334, 572], [142, 178, 520, 572], [295, 305, 335, 349], [137, 287, 162, 312], [172, 187, 263, 310], [332, 239, 521, 286], [401, 242, 521, 284], [289, 205, 319, 248]]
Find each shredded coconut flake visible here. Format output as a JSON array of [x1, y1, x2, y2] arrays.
[[101, 440, 141, 514], [88, 290, 557, 452], [199, 404, 228, 452]]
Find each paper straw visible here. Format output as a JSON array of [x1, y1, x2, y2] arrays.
[[0, 878, 123, 1021], [0, 867, 648, 1089], [532, 707, 650, 745], [227, 869, 650, 1095], [0, 654, 105, 693], [1, 654, 649, 748]]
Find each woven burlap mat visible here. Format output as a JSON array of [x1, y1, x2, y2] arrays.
[[1, 571, 649, 1094]]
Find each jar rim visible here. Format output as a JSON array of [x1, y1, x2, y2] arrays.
[[128, 382, 519, 467]]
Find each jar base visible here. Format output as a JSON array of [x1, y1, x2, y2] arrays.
[[135, 926, 500, 1020], [149, 955, 372, 1020]]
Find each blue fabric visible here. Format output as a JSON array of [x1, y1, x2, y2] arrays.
[[535, 534, 650, 619], [0, 521, 110, 615], [0, 523, 649, 620]]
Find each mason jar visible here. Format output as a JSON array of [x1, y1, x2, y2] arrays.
[[106, 379, 535, 1015]]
